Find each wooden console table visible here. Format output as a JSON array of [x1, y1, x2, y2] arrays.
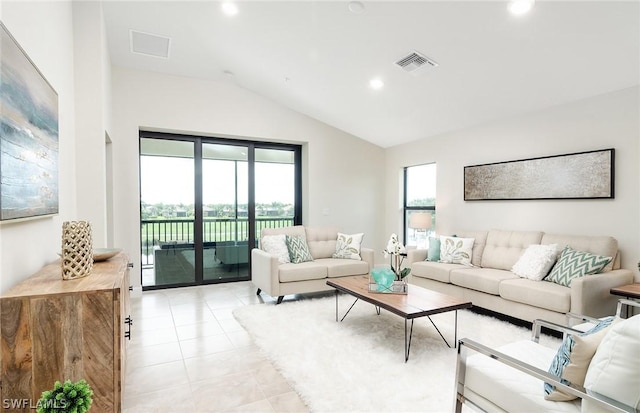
[[0, 252, 132, 412]]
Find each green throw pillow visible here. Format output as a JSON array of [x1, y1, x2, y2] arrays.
[[545, 246, 611, 287], [285, 235, 313, 264], [426, 237, 441, 261]]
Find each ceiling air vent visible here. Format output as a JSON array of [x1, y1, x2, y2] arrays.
[[394, 51, 438, 74], [130, 30, 171, 59]]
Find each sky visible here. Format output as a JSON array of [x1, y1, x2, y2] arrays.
[[140, 156, 294, 205]]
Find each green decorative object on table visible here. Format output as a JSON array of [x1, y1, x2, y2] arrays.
[[371, 267, 396, 292], [37, 379, 93, 413]]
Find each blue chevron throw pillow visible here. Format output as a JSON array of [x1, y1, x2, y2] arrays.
[[545, 246, 612, 287]]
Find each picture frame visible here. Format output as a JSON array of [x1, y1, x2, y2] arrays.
[[464, 148, 614, 201], [0, 21, 59, 221]]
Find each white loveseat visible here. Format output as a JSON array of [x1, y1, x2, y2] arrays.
[[407, 230, 634, 324], [252, 226, 374, 304]]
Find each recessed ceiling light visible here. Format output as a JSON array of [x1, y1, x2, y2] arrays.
[[221, 2, 239, 16], [369, 78, 384, 90], [348, 1, 365, 14], [508, 0, 535, 16]]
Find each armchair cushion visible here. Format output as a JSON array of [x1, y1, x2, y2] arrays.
[[583, 314, 640, 412], [544, 316, 616, 401]]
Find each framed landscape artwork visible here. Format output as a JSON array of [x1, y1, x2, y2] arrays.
[[464, 149, 614, 201], [0, 22, 59, 221]]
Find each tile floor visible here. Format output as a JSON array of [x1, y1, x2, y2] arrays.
[[123, 282, 309, 413]]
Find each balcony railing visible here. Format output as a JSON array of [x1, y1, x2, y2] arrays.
[[140, 217, 294, 267]]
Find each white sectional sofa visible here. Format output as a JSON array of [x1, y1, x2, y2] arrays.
[[252, 225, 374, 304], [407, 230, 634, 324]]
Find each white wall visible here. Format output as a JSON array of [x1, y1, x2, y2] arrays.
[[73, 1, 112, 246], [110, 68, 385, 287], [385, 86, 640, 280], [0, 1, 77, 292]]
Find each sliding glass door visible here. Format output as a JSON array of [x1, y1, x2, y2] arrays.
[[139, 132, 300, 289]]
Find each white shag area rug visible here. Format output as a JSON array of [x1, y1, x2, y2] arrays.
[[233, 296, 561, 413]]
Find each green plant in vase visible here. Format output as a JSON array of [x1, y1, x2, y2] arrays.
[[37, 379, 93, 413]]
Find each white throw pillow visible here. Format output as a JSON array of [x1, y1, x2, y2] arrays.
[[261, 234, 290, 264], [582, 315, 640, 412], [332, 232, 364, 260], [512, 244, 559, 281], [439, 236, 474, 266]]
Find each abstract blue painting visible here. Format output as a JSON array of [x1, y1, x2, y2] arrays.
[[0, 22, 58, 221]]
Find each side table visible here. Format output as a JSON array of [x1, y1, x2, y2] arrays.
[[610, 283, 640, 317]]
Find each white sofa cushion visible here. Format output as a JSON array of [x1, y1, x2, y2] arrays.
[[411, 261, 462, 283], [305, 227, 339, 259], [583, 315, 640, 412], [316, 258, 370, 278], [278, 261, 327, 282], [512, 243, 560, 280], [451, 268, 517, 295], [456, 230, 488, 267], [464, 340, 581, 413], [499, 278, 571, 313], [481, 230, 544, 270]]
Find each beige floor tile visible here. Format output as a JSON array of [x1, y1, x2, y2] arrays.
[[123, 383, 196, 412], [125, 360, 190, 397], [268, 392, 309, 413], [225, 399, 276, 413], [124, 282, 307, 413], [190, 372, 266, 412], [180, 334, 235, 359], [126, 341, 183, 370], [227, 330, 254, 348], [134, 326, 178, 347], [175, 320, 225, 340]]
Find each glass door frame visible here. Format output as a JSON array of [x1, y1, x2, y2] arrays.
[[139, 130, 302, 290]]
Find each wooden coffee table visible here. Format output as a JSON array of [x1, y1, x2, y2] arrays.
[[326, 275, 472, 362]]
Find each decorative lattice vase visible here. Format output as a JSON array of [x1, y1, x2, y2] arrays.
[[61, 221, 93, 280]]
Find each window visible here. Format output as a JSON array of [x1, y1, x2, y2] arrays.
[[404, 163, 436, 248]]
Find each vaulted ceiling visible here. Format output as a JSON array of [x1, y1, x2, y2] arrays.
[[102, 1, 640, 148]]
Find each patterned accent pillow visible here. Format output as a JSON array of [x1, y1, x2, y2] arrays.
[[261, 234, 290, 264], [544, 316, 617, 401], [545, 246, 612, 287], [332, 232, 364, 260], [511, 244, 559, 281], [426, 236, 441, 262], [285, 235, 314, 264], [439, 236, 474, 266]]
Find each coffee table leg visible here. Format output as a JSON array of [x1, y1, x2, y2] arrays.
[[427, 316, 452, 348], [405, 318, 414, 363], [335, 294, 359, 322]]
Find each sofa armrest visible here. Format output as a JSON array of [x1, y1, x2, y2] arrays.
[[455, 338, 634, 413], [570, 269, 634, 317], [360, 248, 374, 272], [407, 249, 428, 264], [251, 248, 280, 296]]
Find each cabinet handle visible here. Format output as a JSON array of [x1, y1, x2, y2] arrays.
[[129, 285, 133, 291], [124, 316, 133, 340], [127, 262, 134, 268]]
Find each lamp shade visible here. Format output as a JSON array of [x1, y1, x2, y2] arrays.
[[409, 212, 432, 230]]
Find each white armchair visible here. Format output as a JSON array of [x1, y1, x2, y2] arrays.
[[455, 301, 640, 413]]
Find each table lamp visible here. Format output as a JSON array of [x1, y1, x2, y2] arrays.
[[409, 212, 432, 249]]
